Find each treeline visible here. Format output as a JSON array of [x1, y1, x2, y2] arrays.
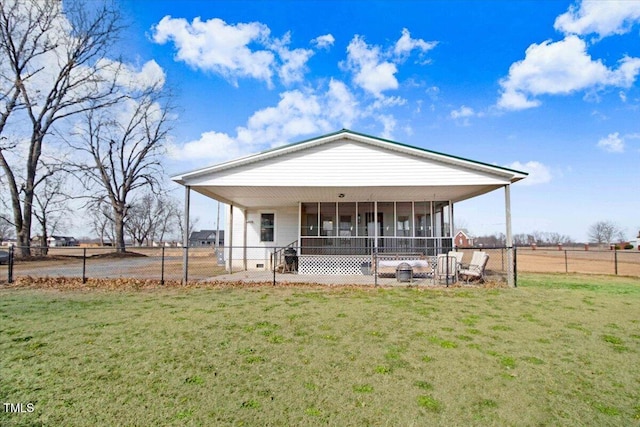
[[0, 0, 176, 256]]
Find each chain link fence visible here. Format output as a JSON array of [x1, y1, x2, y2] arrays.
[[1, 245, 515, 286], [3, 244, 637, 287], [516, 246, 640, 276]]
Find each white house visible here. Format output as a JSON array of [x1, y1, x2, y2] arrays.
[[172, 129, 527, 285]]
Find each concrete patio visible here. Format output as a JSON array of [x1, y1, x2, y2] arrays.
[[204, 270, 462, 287]]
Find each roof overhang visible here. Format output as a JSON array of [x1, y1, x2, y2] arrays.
[[187, 184, 511, 209]]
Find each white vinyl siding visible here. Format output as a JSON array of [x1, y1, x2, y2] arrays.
[[189, 140, 509, 188]]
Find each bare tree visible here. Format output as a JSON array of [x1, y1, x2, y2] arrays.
[[531, 231, 574, 246], [32, 169, 69, 254], [70, 85, 172, 252], [588, 220, 624, 246], [0, 213, 13, 242], [177, 212, 199, 246], [126, 192, 181, 246], [86, 198, 115, 246], [0, 0, 124, 256]]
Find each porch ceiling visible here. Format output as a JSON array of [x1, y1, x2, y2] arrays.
[[189, 184, 504, 208]]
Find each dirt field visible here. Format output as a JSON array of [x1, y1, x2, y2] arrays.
[[516, 248, 640, 276]]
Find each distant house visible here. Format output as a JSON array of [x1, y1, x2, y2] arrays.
[[47, 236, 79, 247], [189, 230, 224, 247], [454, 230, 474, 247]]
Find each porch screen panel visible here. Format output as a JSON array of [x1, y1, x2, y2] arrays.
[[414, 202, 432, 237], [434, 202, 451, 237], [301, 203, 319, 236], [357, 202, 374, 239], [320, 202, 336, 237], [396, 202, 413, 252], [396, 202, 412, 237], [378, 202, 395, 251], [338, 202, 356, 237], [434, 201, 452, 253]]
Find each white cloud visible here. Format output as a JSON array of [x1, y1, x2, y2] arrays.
[[169, 86, 351, 162], [345, 35, 399, 97], [450, 106, 475, 119], [506, 161, 552, 186], [597, 132, 625, 152], [168, 75, 411, 163], [497, 36, 640, 110], [271, 33, 314, 86], [152, 16, 275, 86], [450, 105, 476, 126], [343, 30, 438, 98], [167, 131, 242, 163], [97, 59, 166, 91], [312, 34, 335, 49], [325, 79, 360, 126], [161, 24, 436, 161], [393, 28, 438, 62], [151, 17, 329, 88], [554, 0, 640, 38]]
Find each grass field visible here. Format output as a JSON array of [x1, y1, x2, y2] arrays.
[[1, 273, 639, 426]]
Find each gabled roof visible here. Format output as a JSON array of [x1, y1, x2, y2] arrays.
[[172, 129, 527, 184], [189, 230, 223, 240], [171, 129, 527, 208]]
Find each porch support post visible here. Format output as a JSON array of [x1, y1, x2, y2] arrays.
[[505, 184, 515, 287], [374, 201, 378, 250], [243, 208, 248, 271], [449, 202, 454, 248], [228, 204, 234, 273], [182, 185, 190, 284]]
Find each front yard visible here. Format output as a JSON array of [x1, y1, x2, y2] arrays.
[[1, 273, 639, 425]]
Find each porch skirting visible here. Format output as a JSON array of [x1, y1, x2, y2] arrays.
[[298, 255, 371, 275]]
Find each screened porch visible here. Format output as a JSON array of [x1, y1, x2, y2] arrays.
[[298, 201, 454, 256]]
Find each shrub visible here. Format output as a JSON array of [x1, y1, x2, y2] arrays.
[[624, 244, 633, 250]]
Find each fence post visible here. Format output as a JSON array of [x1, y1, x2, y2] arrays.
[[614, 248, 618, 275], [82, 248, 87, 284], [374, 248, 378, 287], [183, 246, 189, 284], [445, 252, 450, 287], [8, 245, 14, 284], [513, 246, 517, 288], [564, 250, 568, 274], [272, 249, 276, 286], [161, 247, 165, 285]]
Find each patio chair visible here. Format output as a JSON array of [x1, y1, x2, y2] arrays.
[[448, 251, 464, 270], [435, 253, 458, 284], [459, 251, 489, 283]]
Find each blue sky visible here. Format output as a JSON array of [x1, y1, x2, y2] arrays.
[[116, 0, 640, 242]]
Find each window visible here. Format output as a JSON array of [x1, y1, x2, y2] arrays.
[[260, 213, 275, 242]]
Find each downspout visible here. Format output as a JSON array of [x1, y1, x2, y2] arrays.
[[183, 185, 190, 283], [505, 184, 515, 287]]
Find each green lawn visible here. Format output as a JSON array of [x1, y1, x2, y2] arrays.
[[1, 274, 639, 426]]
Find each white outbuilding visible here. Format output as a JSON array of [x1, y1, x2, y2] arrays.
[[172, 129, 527, 286]]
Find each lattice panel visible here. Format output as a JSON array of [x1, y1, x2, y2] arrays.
[[298, 255, 370, 275]]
